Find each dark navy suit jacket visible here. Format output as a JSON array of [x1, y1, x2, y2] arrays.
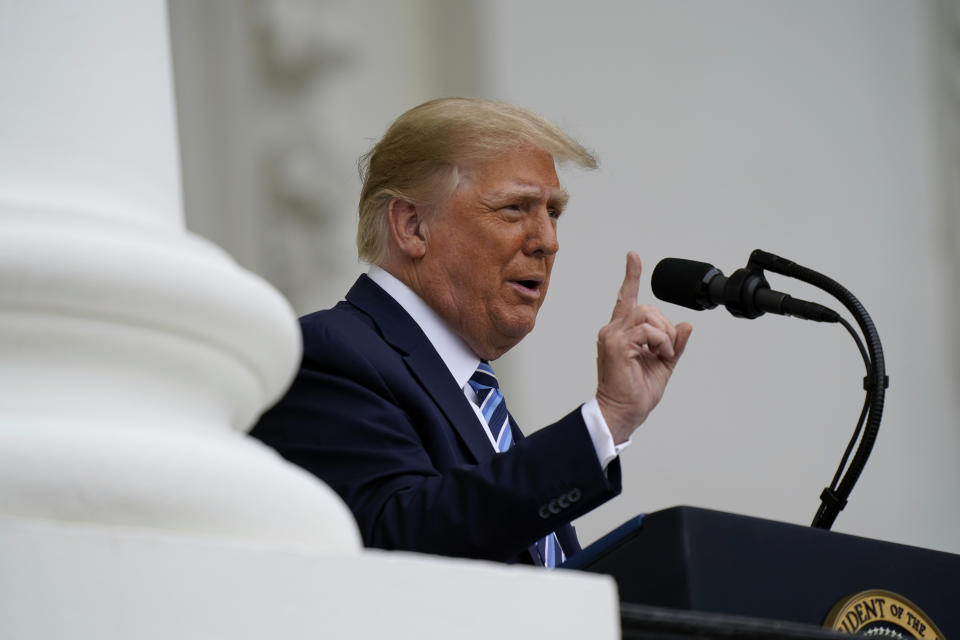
[[251, 274, 622, 563]]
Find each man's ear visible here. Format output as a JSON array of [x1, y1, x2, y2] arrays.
[[387, 197, 428, 259]]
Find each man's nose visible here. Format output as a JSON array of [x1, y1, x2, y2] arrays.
[[524, 208, 559, 257]]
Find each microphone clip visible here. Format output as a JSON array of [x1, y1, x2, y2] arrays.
[[721, 268, 771, 320]]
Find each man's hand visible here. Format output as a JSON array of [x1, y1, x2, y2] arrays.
[[596, 252, 693, 444]]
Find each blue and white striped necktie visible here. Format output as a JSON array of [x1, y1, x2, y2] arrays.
[[468, 361, 513, 452], [468, 361, 565, 568]]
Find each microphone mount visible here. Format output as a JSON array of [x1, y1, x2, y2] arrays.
[[718, 266, 775, 319]]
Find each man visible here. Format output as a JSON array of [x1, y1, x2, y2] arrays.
[[251, 98, 692, 565]]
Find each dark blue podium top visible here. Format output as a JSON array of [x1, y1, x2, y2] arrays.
[[564, 506, 957, 637]]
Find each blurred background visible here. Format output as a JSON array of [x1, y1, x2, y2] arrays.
[[168, 0, 960, 554]]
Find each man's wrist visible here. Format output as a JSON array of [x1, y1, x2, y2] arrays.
[[581, 397, 631, 470]]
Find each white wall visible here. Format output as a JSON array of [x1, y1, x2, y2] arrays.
[[484, 1, 960, 554]]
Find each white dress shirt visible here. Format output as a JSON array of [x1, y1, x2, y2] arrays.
[[368, 266, 628, 469]]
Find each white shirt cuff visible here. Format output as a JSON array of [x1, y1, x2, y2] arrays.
[[581, 397, 630, 470]]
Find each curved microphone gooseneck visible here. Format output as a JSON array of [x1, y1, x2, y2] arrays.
[[745, 249, 887, 530], [651, 250, 888, 530]]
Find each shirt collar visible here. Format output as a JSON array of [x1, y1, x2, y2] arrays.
[[367, 266, 480, 389]]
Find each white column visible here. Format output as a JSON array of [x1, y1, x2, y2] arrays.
[[0, 0, 360, 552]]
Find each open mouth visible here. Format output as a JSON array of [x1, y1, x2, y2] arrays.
[[510, 279, 543, 297]]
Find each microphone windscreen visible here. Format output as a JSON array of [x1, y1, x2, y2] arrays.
[[651, 258, 720, 311]]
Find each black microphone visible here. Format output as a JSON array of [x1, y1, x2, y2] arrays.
[[651, 258, 839, 323]]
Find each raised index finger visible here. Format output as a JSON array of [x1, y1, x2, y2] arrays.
[[611, 251, 643, 321]]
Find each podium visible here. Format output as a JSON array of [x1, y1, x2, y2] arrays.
[[564, 506, 957, 639]]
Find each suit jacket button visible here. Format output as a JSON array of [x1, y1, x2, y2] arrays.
[[567, 488, 581, 503]]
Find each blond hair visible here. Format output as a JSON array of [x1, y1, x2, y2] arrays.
[[356, 97, 598, 264]]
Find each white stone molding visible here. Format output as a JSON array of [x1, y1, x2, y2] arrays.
[[1, 521, 620, 639]]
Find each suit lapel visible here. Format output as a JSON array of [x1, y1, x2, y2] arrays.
[[345, 275, 494, 464]]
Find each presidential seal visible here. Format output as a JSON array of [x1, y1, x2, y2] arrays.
[[824, 590, 944, 640]]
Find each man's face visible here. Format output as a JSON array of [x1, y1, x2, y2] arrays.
[[416, 147, 568, 360]]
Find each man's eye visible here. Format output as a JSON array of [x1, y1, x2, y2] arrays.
[[548, 208, 562, 219]]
